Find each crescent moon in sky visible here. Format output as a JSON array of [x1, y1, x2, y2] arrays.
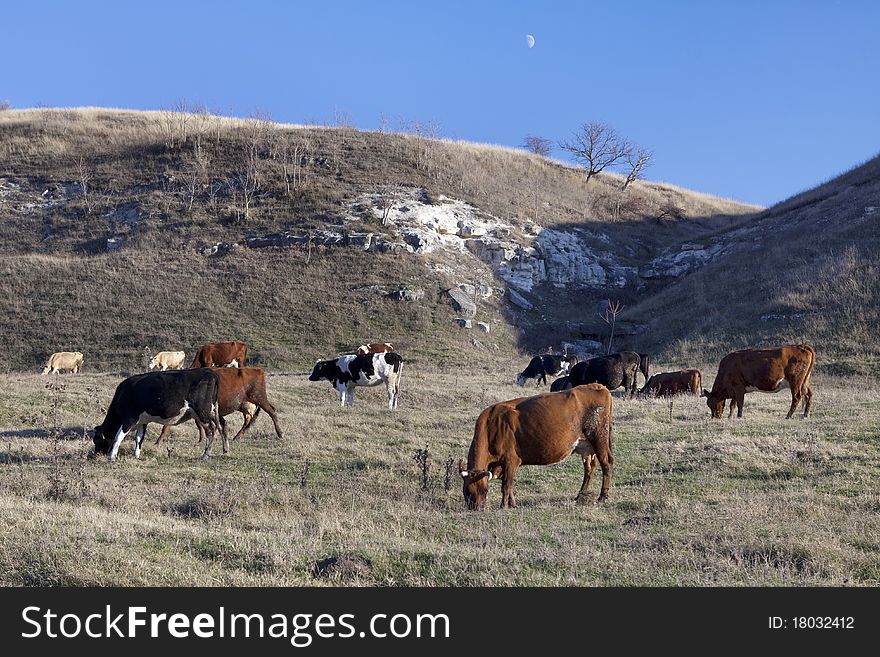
[[526, 34, 535, 49]]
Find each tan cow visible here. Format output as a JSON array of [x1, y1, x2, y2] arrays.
[[640, 369, 702, 397], [42, 351, 84, 374], [460, 383, 614, 510], [702, 344, 815, 418], [148, 351, 186, 371]]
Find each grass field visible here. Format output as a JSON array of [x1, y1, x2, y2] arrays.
[[1, 364, 878, 586]]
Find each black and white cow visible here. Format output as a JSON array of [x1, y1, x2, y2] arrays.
[[309, 352, 403, 409], [92, 368, 225, 461], [516, 354, 578, 387]]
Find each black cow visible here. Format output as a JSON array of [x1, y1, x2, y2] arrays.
[[309, 352, 403, 409], [550, 376, 573, 392], [568, 351, 644, 397], [516, 354, 578, 387], [92, 368, 225, 461]]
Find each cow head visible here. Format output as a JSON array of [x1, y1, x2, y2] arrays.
[[459, 459, 493, 510], [702, 389, 725, 418], [92, 425, 111, 455], [515, 373, 526, 386], [308, 360, 333, 382], [148, 357, 158, 371]]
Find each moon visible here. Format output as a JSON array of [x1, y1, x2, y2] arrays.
[[526, 34, 535, 49]]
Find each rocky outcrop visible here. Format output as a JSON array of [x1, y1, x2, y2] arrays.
[[640, 243, 725, 279], [447, 288, 477, 318]]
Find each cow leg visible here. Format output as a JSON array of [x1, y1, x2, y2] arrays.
[[575, 454, 597, 504], [346, 385, 356, 407], [199, 417, 213, 459], [595, 445, 614, 503], [786, 387, 803, 419], [500, 460, 521, 509], [803, 385, 813, 418], [735, 391, 746, 418], [233, 406, 255, 441], [133, 424, 147, 459], [155, 423, 172, 445], [337, 383, 347, 408], [109, 422, 132, 462], [385, 378, 397, 410]]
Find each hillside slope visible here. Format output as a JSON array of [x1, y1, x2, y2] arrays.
[[626, 154, 880, 374], [0, 108, 759, 372]]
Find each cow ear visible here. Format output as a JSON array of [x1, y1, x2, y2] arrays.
[[458, 459, 468, 478]]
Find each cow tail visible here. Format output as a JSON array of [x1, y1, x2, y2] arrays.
[[801, 344, 816, 389]]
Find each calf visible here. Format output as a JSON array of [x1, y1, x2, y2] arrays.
[[309, 352, 403, 409], [356, 342, 395, 355], [155, 366, 283, 444], [460, 384, 613, 510], [515, 354, 578, 387], [92, 368, 225, 461], [703, 344, 815, 418], [149, 350, 186, 371], [640, 369, 702, 397], [190, 340, 247, 368], [42, 351, 84, 374]]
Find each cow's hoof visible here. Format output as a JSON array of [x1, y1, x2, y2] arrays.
[[597, 494, 609, 504], [575, 495, 591, 506]]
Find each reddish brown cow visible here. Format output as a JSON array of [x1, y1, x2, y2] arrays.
[[640, 369, 702, 397], [459, 383, 614, 510], [702, 344, 815, 419], [156, 366, 282, 445], [190, 340, 248, 368], [356, 342, 394, 355]]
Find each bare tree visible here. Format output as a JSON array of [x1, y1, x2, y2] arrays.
[[232, 118, 269, 222], [621, 147, 653, 191], [522, 135, 553, 157], [599, 299, 624, 354], [75, 156, 93, 214], [375, 182, 401, 225], [560, 122, 632, 183]]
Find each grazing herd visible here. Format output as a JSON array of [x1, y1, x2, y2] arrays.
[[39, 336, 815, 510]]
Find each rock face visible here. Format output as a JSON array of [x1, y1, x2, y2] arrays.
[[388, 288, 425, 302], [640, 243, 725, 279], [447, 288, 477, 318]]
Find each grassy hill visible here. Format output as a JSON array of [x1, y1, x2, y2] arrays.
[[0, 107, 759, 372], [4, 108, 878, 374], [626, 154, 880, 374]]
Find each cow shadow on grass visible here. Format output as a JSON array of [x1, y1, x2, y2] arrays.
[[0, 427, 89, 440]]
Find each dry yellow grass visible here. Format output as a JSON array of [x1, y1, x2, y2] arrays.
[[1, 364, 877, 586]]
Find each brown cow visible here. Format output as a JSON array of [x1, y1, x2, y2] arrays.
[[640, 369, 702, 397], [156, 366, 282, 445], [459, 383, 614, 510], [702, 344, 815, 419], [190, 340, 248, 368], [356, 342, 394, 355]]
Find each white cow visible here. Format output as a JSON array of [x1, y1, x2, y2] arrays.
[[42, 351, 84, 374], [148, 351, 186, 371]]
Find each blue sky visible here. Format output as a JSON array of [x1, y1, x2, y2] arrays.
[[2, 0, 878, 206]]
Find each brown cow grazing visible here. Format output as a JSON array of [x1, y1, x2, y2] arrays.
[[356, 342, 394, 355], [190, 340, 247, 368], [156, 366, 282, 445], [459, 383, 614, 510], [640, 369, 702, 397], [702, 344, 815, 419], [42, 351, 84, 374]]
